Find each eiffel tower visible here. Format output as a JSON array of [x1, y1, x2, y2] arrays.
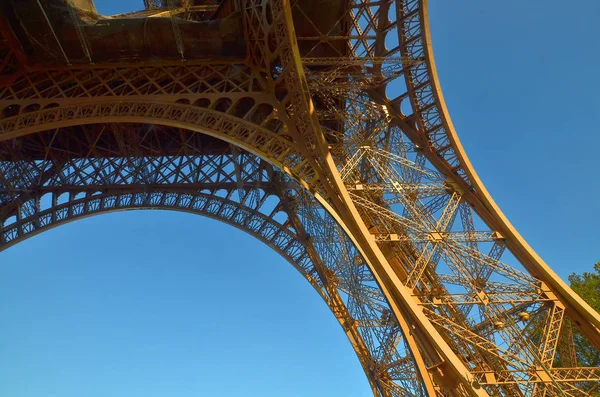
[[1, 1, 599, 395]]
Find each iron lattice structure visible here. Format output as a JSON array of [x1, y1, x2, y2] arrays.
[[1, 0, 599, 396]]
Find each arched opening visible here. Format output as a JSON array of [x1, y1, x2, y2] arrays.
[[0, 211, 373, 397], [0, 121, 426, 397]]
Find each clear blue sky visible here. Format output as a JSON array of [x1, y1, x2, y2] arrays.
[[2, 1, 600, 396]]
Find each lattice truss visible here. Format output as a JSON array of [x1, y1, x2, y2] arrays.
[[0, 0, 599, 396], [297, 0, 600, 395], [298, 0, 600, 395], [0, 130, 427, 397]]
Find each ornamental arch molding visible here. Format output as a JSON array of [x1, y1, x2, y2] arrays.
[[0, 99, 320, 190]]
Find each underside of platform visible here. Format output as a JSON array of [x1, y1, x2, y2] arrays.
[[0, 0, 348, 66]]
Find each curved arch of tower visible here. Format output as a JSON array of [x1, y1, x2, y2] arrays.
[[0, 1, 598, 396]]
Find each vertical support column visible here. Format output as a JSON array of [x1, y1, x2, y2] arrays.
[[243, 0, 491, 394], [539, 303, 566, 366]]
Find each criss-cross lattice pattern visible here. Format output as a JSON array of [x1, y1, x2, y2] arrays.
[[1, 1, 599, 396], [338, 142, 599, 396]]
